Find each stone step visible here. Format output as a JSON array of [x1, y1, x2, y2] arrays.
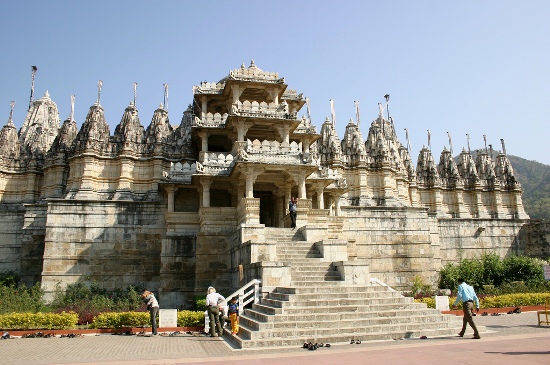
[[277, 253, 323, 259], [251, 301, 421, 315], [261, 294, 405, 308], [267, 289, 401, 301], [237, 316, 462, 339], [242, 308, 452, 328], [245, 302, 432, 322], [274, 285, 395, 294], [226, 322, 477, 349]]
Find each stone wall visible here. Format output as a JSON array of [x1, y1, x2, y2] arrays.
[[517, 220, 550, 258], [41, 200, 165, 301], [0, 204, 27, 277]]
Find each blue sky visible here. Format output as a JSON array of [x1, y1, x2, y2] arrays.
[[1, 0, 549, 165]]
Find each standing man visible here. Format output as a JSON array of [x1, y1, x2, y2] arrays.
[[141, 290, 159, 336], [289, 196, 297, 229], [206, 286, 225, 337], [453, 278, 481, 339]]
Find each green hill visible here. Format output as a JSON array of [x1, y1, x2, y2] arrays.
[[457, 151, 550, 220], [508, 155, 550, 220]]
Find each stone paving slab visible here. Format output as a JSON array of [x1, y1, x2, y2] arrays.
[[1, 312, 548, 365]]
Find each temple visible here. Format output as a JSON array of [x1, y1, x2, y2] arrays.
[[0, 61, 537, 309]]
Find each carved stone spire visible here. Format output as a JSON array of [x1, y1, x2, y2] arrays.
[[475, 148, 496, 184], [112, 102, 145, 155], [144, 104, 173, 155], [317, 116, 342, 166], [341, 119, 366, 166], [398, 143, 415, 181], [416, 145, 440, 187], [494, 150, 519, 189], [18, 91, 61, 162], [0, 109, 21, 167], [437, 146, 461, 188], [72, 102, 111, 154], [458, 147, 478, 186]]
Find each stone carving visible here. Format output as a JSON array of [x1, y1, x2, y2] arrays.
[[112, 102, 145, 155], [416, 146, 440, 187], [437, 147, 461, 187], [72, 102, 111, 155], [144, 105, 173, 155]]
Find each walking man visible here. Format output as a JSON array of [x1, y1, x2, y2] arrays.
[[453, 278, 481, 339]]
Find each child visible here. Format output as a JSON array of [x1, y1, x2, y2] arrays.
[[228, 296, 239, 335]]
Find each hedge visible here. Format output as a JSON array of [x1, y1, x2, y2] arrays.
[[0, 311, 78, 330], [90, 310, 204, 329], [415, 293, 550, 309]]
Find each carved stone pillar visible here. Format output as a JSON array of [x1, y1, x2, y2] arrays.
[[200, 177, 212, 207], [198, 130, 208, 152], [297, 174, 306, 199], [236, 119, 249, 141], [231, 84, 242, 104], [201, 96, 208, 119], [165, 185, 177, 212], [316, 186, 325, 209]]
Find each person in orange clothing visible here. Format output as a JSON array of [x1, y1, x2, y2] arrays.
[[228, 296, 239, 335]]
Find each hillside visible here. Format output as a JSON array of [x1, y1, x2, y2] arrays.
[[460, 151, 550, 220]]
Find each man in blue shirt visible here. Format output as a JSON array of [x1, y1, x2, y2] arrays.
[[289, 197, 297, 229], [453, 278, 481, 339]]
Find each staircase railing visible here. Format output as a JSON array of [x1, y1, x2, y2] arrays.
[[219, 279, 262, 314], [204, 279, 262, 332], [369, 277, 396, 292]]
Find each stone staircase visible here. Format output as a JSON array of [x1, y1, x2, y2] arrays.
[[225, 227, 472, 349]]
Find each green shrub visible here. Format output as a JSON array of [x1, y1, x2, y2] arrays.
[[0, 283, 45, 314], [0, 271, 20, 287], [90, 311, 150, 329], [0, 311, 78, 330], [178, 310, 204, 327], [416, 293, 550, 309], [194, 296, 206, 311]]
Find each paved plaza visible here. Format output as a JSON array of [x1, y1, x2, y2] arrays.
[[1, 311, 549, 365]]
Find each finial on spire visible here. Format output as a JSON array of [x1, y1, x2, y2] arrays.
[[305, 97, 311, 121], [29, 66, 38, 110], [69, 95, 75, 122], [329, 99, 336, 127], [466, 133, 471, 154], [483, 134, 487, 153], [354, 100, 360, 128], [250, 59, 255, 67], [163, 83, 168, 111], [404, 128, 412, 152], [8, 101, 16, 126], [500, 138, 507, 155], [97, 80, 103, 105], [427, 130, 431, 151], [384, 94, 390, 120], [447, 131, 453, 156], [133, 82, 138, 107]]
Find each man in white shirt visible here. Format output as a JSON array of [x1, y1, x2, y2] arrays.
[[205, 286, 225, 337]]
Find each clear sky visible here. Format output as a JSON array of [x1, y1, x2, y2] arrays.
[[1, 0, 549, 165]]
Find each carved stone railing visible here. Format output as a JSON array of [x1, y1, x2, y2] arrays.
[[165, 161, 197, 183], [229, 66, 283, 83], [194, 81, 225, 94], [243, 139, 305, 165], [197, 151, 236, 176], [282, 89, 304, 101], [231, 100, 297, 120], [193, 112, 228, 128]]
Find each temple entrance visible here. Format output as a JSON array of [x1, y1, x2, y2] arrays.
[[256, 191, 276, 227]]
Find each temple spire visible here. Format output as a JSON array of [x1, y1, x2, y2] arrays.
[[163, 83, 169, 111], [447, 131, 454, 156], [354, 100, 360, 127], [500, 139, 507, 155], [329, 99, 336, 127], [404, 128, 412, 152], [7, 101, 15, 126], [69, 95, 75, 122], [97, 80, 103, 105], [29, 66, 37, 110]]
